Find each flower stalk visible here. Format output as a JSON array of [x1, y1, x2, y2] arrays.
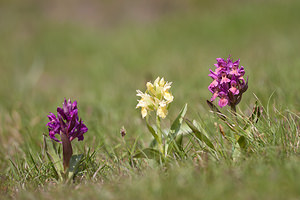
[[155, 115, 164, 155], [61, 131, 73, 172]]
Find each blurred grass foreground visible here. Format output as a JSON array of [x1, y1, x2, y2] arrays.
[[0, 0, 300, 199]]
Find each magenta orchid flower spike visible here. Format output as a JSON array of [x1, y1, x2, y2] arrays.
[[208, 56, 248, 110]]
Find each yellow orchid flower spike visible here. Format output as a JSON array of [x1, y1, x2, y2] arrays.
[[136, 77, 174, 119]]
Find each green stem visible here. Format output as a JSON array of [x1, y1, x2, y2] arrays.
[[156, 115, 164, 156], [231, 104, 236, 113], [231, 104, 237, 122]]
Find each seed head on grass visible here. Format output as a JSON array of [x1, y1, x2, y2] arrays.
[[208, 56, 248, 108], [136, 77, 174, 119]]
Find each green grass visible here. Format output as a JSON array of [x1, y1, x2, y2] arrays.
[[0, 0, 300, 199]]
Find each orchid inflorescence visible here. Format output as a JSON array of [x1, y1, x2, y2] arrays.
[[208, 56, 248, 109], [136, 77, 174, 119], [47, 98, 88, 143]]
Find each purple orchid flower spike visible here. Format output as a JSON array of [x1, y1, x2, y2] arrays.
[[208, 56, 248, 112], [46, 98, 88, 171], [47, 98, 88, 143]]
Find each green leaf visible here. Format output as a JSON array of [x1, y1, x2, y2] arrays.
[[185, 119, 215, 150], [165, 104, 187, 156], [167, 133, 185, 155], [51, 140, 59, 155], [149, 138, 157, 148], [232, 135, 248, 161], [237, 136, 247, 151], [146, 117, 161, 144], [172, 134, 185, 153], [175, 134, 183, 149], [231, 142, 241, 161], [133, 148, 161, 160], [46, 151, 61, 180], [43, 136, 63, 180], [169, 104, 188, 138], [68, 154, 83, 180]]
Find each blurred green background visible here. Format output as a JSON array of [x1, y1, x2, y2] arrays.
[[0, 0, 300, 165]]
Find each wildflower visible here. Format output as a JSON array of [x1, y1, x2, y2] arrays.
[[208, 56, 248, 109], [46, 98, 88, 171], [136, 77, 174, 119], [47, 98, 88, 142]]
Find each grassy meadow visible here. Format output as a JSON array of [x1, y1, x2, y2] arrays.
[[0, 0, 300, 199]]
